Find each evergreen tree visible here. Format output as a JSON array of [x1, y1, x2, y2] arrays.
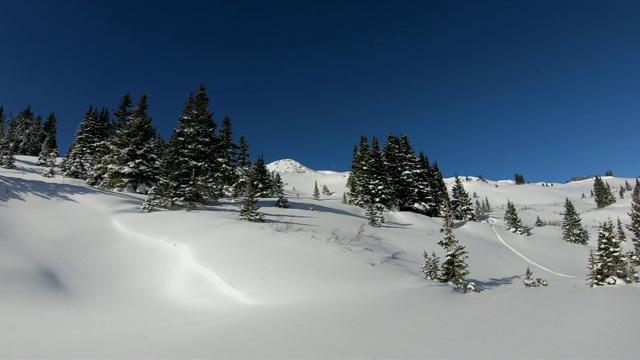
[[619, 185, 625, 199], [561, 197, 587, 245], [414, 151, 434, 215], [5, 105, 44, 156], [232, 134, 250, 198], [625, 179, 632, 191], [273, 172, 290, 208], [450, 174, 475, 221], [313, 180, 320, 201], [37, 113, 59, 166], [394, 135, 420, 211], [616, 217, 627, 242], [144, 85, 218, 209], [248, 155, 271, 198], [427, 161, 448, 217], [215, 115, 238, 189], [0, 106, 11, 168], [483, 196, 491, 214], [100, 93, 160, 193], [504, 200, 524, 234], [365, 135, 392, 207], [239, 182, 264, 222], [322, 184, 331, 196], [346, 135, 370, 207], [437, 198, 473, 293], [62, 106, 111, 180], [592, 218, 628, 285], [535, 216, 544, 227], [342, 192, 347, 204], [627, 179, 640, 259], [421, 251, 440, 280], [383, 133, 402, 209], [366, 203, 385, 227], [515, 173, 525, 185], [593, 176, 616, 208]]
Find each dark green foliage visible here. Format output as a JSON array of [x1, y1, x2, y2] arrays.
[[523, 267, 548, 287], [37, 113, 59, 167], [215, 116, 238, 189], [589, 218, 635, 286], [366, 203, 385, 227], [593, 176, 616, 208], [515, 173, 525, 185], [616, 218, 626, 242], [437, 198, 472, 292], [504, 200, 524, 234], [273, 172, 289, 208], [421, 251, 440, 280], [4, 105, 44, 156], [451, 174, 475, 221], [239, 183, 264, 222], [313, 180, 320, 200], [144, 85, 219, 210], [248, 155, 271, 198], [627, 179, 640, 259], [535, 216, 544, 227], [605, 170, 614, 177], [625, 180, 632, 191], [232, 134, 250, 198], [62, 106, 111, 180], [561, 198, 587, 245]]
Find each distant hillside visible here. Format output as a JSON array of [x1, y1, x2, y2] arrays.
[[266, 159, 314, 174]]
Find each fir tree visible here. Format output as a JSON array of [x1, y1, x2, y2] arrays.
[[322, 184, 331, 196], [625, 179, 632, 191], [63, 106, 111, 180], [451, 174, 475, 221], [593, 176, 615, 208], [232, 134, 250, 198], [535, 216, 544, 227], [342, 192, 347, 204], [346, 135, 370, 207], [365, 135, 392, 207], [619, 185, 625, 199], [428, 161, 448, 217], [248, 155, 271, 198], [437, 198, 473, 292], [273, 172, 290, 208], [414, 151, 434, 214], [239, 182, 264, 222], [313, 180, 320, 201], [421, 251, 440, 280], [561, 197, 587, 245], [215, 115, 238, 189], [366, 203, 385, 227], [616, 217, 627, 243], [592, 218, 628, 285], [504, 200, 524, 234], [37, 113, 59, 166], [627, 179, 640, 259], [483, 196, 491, 214], [515, 173, 525, 185]]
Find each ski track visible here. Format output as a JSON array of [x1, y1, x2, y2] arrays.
[[488, 218, 578, 278]]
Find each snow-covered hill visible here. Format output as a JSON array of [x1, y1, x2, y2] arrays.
[[1, 156, 638, 358], [266, 158, 315, 173]]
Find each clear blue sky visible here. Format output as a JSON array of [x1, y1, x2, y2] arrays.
[[1, 0, 638, 182]]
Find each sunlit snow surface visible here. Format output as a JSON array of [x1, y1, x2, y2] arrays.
[[1, 156, 638, 358]]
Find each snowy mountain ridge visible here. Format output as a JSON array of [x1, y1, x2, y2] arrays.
[[266, 158, 315, 173]]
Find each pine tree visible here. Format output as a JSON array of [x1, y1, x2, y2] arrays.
[[561, 197, 587, 245], [421, 251, 440, 280], [414, 151, 434, 215], [515, 173, 525, 185], [366, 203, 385, 227], [504, 200, 524, 234], [239, 182, 264, 222], [37, 113, 59, 166], [322, 184, 331, 196], [342, 192, 347, 204], [232, 134, 250, 198], [593, 176, 615, 208], [592, 218, 627, 285], [451, 174, 475, 221], [145, 85, 218, 209], [535, 216, 544, 227], [616, 217, 627, 242], [0, 106, 12, 168], [625, 180, 632, 191], [313, 180, 320, 201], [428, 161, 448, 217], [247, 156, 271, 198], [215, 115, 238, 189], [346, 135, 370, 207], [62, 106, 111, 180], [627, 179, 640, 260], [273, 172, 290, 208], [483, 196, 491, 214], [365, 135, 392, 207], [437, 198, 472, 292], [619, 185, 625, 199]]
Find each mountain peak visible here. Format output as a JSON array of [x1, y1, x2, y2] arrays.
[[266, 159, 314, 174]]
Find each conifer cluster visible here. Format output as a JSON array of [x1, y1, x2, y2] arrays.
[[561, 198, 587, 245], [593, 175, 616, 208], [347, 133, 447, 217], [587, 218, 637, 286]]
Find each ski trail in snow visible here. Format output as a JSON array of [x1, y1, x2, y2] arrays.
[[488, 218, 578, 278], [111, 218, 253, 305]]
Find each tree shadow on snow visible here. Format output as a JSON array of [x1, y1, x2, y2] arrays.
[[467, 274, 521, 292]]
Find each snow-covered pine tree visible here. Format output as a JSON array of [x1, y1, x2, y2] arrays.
[[383, 133, 402, 209], [616, 217, 627, 242], [0, 107, 13, 169], [62, 106, 111, 180], [437, 198, 473, 293], [215, 116, 238, 190], [421, 251, 440, 280], [248, 155, 271, 198], [535, 216, 544, 227], [414, 151, 434, 215], [451, 174, 475, 221], [627, 179, 640, 261], [322, 184, 331, 196], [504, 200, 524, 234], [365, 135, 392, 207], [4, 105, 44, 156], [144, 85, 218, 209], [273, 172, 290, 208], [593, 176, 616, 208], [239, 182, 264, 222], [625, 179, 632, 191], [37, 113, 59, 166], [313, 180, 320, 201], [593, 218, 627, 285], [366, 203, 385, 227], [394, 135, 420, 211], [561, 197, 587, 245], [428, 161, 448, 217], [523, 266, 548, 287], [232, 134, 250, 198], [619, 185, 625, 199], [346, 135, 370, 207], [100, 93, 161, 193]]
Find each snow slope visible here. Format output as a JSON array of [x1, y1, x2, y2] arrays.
[[1, 157, 639, 358]]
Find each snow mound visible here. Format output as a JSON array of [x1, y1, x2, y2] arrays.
[[266, 159, 314, 174]]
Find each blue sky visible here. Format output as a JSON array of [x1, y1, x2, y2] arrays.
[[1, 0, 638, 182]]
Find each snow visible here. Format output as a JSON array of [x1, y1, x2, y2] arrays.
[[1, 156, 639, 358]]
